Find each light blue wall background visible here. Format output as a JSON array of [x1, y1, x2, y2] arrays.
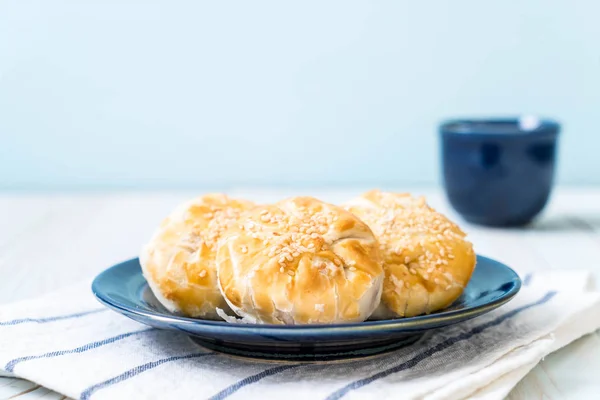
[[1, 1, 598, 190]]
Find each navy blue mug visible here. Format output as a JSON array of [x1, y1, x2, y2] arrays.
[[440, 118, 560, 226]]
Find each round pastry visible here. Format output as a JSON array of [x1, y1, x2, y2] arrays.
[[216, 196, 384, 324], [344, 190, 476, 318], [140, 194, 255, 319]]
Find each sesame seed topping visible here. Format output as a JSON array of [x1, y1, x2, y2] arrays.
[[346, 192, 474, 298], [179, 197, 252, 253], [233, 199, 355, 277]]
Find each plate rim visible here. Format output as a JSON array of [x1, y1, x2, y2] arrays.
[[91, 255, 521, 334]]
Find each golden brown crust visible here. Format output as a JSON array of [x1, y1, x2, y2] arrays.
[[216, 196, 384, 324], [139, 194, 255, 318], [344, 190, 476, 318]]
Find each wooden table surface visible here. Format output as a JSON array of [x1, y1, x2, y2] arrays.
[[1, 187, 600, 399]]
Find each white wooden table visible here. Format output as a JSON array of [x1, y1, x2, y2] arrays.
[[1, 187, 600, 399]]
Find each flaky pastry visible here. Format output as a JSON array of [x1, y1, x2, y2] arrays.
[[140, 194, 255, 319], [344, 190, 476, 318], [216, 197, 384, 324]]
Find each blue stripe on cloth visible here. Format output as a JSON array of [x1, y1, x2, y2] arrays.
[[4, 328, 153, 372], [0, 308, 106, 326], [324, 290, 557, 400], [523, 273, 533, 286], [209, 364, 304, 400], [80, 352, 213, 400]]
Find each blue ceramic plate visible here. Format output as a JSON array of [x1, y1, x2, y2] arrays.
[[92, 255, 520, 361]]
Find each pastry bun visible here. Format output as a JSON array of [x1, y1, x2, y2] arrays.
[[344, 190, 476, 318], [216, 196, 384, 324], [140, 194, 255, 319]]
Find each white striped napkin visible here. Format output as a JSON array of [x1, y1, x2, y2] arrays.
[[1, 270, 599, 400]]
